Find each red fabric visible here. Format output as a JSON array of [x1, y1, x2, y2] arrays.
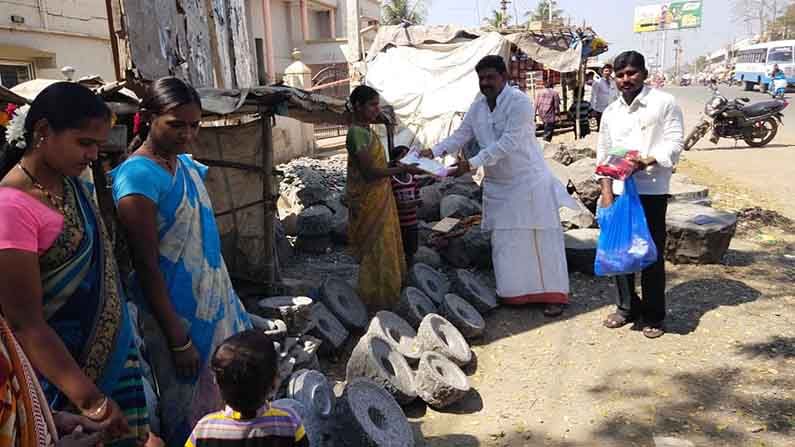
[[132, 112, 142, 135], [499, 292, 569, 305]]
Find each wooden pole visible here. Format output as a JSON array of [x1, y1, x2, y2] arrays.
[[575, 61, 584, 138], [261, 112, 276, 284], [104, 0, 121, 80]]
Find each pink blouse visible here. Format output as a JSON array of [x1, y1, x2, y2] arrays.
[[0, 187, 64, 255]]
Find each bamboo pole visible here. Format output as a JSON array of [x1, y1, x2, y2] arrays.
[[261, 111, 276, 285], [575, 61, 584, 139], [104, 0, 121, 80]]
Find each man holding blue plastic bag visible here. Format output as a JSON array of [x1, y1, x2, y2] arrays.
[[596, 51, 684, 339]]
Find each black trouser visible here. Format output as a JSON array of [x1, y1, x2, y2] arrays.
[[543, 122, 555, 142], [593, 111, 603, 131], [615, 194, 668, 325], [401, 225, 418, 265]]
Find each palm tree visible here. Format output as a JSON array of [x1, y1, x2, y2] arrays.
[[483, 10, 512, 30], [526, 0, 563, 23], [381, 0, 427, 26]]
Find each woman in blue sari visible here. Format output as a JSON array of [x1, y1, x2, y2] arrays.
[[0, 83, 151, 445], [111, 77, 251, 446]]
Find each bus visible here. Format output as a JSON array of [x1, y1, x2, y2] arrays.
[[734, 40, 795, 92]]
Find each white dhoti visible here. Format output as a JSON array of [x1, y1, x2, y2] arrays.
[[491, 227, 570, 305]]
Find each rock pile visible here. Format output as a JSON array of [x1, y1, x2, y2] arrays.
[[277, 155, 349, 252]]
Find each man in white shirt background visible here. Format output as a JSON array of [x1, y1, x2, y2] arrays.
[[421, 55, 577, 317], [597, 51, 684, 339], [590, 64, 618, 131]]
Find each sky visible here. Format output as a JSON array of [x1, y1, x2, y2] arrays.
[[425, 0, 747, 69]]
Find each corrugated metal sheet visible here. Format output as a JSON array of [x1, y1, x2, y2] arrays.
[[119, 0, 256, 88]]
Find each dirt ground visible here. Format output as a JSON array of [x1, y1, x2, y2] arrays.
[[277, 155, 795, 447], [411, 158, 795, 447]]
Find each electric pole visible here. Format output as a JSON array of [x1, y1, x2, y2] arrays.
[[500, 0, 510, 29]]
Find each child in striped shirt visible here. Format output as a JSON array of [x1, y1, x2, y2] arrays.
[[185, 330, 308, 447], [390, 145, 422, 266]]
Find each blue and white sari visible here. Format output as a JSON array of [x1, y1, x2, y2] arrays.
[[111, 154, 251, 446], [40, 177, 149, 446]]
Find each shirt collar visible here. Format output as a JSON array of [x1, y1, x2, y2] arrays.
[[618, 85, 651, 109], [478, 84, 510, 108], [224, 403, 270, 420]]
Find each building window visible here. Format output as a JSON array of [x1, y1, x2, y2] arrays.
[[312, 10, 332, 39], [0, 62, 33, 88]]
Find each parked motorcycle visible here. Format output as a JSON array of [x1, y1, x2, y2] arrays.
[[684, 86, 788, 150]]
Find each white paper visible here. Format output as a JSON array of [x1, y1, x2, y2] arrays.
[[400, 151, 449, 177]]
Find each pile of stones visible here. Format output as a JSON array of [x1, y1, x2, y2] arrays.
[[277, 155, 349, 254], [347, 263, 496, 412], [251, 262, 499, 446]]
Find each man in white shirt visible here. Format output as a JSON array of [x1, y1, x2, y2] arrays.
[[597, 51, 684, 339], [421, 55, 577, 317], [590, 64, 618, 131]]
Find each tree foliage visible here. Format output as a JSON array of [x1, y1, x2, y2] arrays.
[[526, 0, 564, 23], [731, 0, 778, 36], [483, 9, 512, 30], [770, 3, 795, 39], [381, 0, 427, 26]]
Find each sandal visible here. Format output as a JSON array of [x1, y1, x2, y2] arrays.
[[603, 313, 633, 329], [543, 304, 564, 317], [642, 325, 665, 339]]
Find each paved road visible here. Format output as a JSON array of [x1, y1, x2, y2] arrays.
[[663, 86, 795, 219]]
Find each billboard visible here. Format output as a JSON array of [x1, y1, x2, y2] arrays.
[[634, 1, 703, 33]]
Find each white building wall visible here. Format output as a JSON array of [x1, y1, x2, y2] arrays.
[[0, 0, 115, 82]]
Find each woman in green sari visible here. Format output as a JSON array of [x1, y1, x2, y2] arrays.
[[345, 86, 422, 311]]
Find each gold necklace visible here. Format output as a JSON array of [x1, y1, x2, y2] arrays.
[[16, 163, 68, 214], [152, 153, 174, 171]]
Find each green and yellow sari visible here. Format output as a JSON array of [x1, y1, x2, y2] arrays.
[[345, 125, 406, 311]]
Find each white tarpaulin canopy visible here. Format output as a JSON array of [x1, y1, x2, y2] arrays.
[[366, 32, 510, 151], [364, 25, 603, 152]]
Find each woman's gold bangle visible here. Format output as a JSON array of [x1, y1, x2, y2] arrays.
[[171, 339, 193, 353], [82, 396, 109, 421]]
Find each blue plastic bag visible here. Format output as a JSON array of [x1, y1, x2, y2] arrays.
[[594, 177, 658, 276]]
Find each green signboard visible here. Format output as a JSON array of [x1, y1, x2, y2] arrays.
[[634, 1, 703, 33]]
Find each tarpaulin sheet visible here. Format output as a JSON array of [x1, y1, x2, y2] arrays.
[[366, 25, 589, 73], [365, 32, 510, 150], [505, 34, 583, 73]]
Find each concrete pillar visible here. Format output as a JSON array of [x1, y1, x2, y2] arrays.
[[283, 48, 312, 89], [283, 49, 315, 154], [300, 0, 310, 41], [346, 0, 361, 89], [261, 0, 276, 83], [330, 7, 336, 39]]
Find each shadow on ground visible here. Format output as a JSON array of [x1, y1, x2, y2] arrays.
[[737, 336, 795, 359], [689, 143, 790, 152], [665, 278, 762, 335], [585, 365, 795, 446]]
